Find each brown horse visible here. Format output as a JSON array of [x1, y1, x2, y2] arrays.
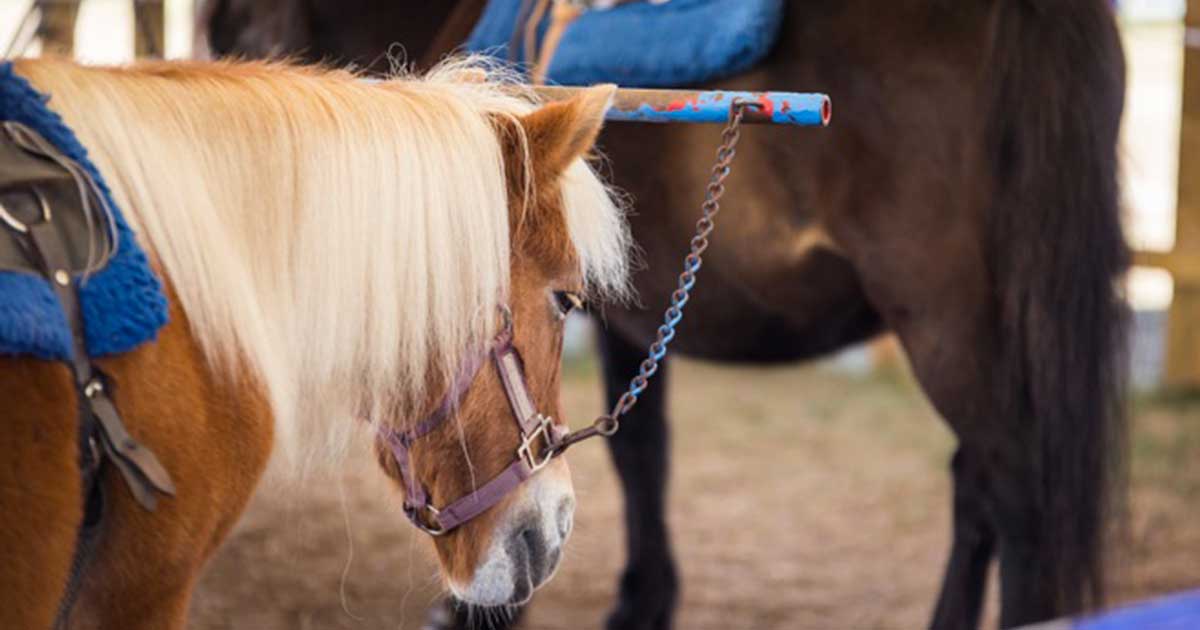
[[203, 1, 1131, 629], [0, 57, 632, 628]]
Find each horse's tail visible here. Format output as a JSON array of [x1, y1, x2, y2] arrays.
[[984, 0, 1129, 612]]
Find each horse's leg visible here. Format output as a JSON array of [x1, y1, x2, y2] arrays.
[[989, 459, 1056, 628], [929, 448, 995, 630], [935, 416, 1057, 628], [855, 244, 1074, 629], [0, 360, 82, 629], [81, 573, 197, 630], [596, 324, 677, 630], [835, 204, 1008, 630], [884, 309, 1010, 630], [70, 301, 275, 630]]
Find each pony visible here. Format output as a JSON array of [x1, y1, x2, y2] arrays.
[[0, 56, 631, 629], [203, 1, 1131, 628]]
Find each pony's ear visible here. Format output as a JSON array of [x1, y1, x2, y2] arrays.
[[518, 84, 616, 182]]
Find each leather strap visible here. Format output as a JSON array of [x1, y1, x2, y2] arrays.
[[435, 459, 534, 532], [381, 309, 566, 535], [25, 219, 175, 511], [492, 334, 539, 432]]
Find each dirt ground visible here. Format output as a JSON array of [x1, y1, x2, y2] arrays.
[[188, 354, 1200, 630]]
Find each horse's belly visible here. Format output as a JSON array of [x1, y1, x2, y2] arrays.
[[604, 232, 882, 364], [598, 112, 881, 364]]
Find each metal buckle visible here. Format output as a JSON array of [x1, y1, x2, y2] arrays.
[[498, 304, 513, 334], [405, 504, 448, 537], [517, 414, 557, 473], [84, 378, 104, 399]]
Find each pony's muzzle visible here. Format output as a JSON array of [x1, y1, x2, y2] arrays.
[[506, 504, 567, 602], [455, 473, 574, 606]]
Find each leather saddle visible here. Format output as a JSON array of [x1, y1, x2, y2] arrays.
[[0, 120, 114, 276]]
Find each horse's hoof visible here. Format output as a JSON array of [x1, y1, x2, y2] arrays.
[[422, 597, 523, 630], [606, 607, 670, 630], [605, 565, 678, 630]]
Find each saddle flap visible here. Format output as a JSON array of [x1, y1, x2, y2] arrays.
[[0, 128, 72, 190], [0, 122, 113, 275]]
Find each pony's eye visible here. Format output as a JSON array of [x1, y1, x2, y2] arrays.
[[552, 291, 584, 318]]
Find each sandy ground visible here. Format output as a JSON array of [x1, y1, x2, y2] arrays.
[[188, 356, 1200, 630]]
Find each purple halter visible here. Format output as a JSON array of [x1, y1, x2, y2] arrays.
[[379, 307, 568, 535]]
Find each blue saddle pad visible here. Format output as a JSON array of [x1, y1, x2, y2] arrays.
[[0, 62, 167, 361], [467, 0, 785, 88]]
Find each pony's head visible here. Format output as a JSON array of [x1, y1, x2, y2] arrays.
[[374, 85, 626, 605], [13, 58, 629, 608]]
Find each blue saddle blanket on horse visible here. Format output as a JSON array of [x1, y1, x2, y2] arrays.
[[467, 0, 784, 88], [0, 62, 167, 361]]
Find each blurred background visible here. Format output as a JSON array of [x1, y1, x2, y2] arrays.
[[2, 2, 1196, 628]]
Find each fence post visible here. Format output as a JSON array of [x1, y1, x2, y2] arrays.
[[1160, 0, 1200, 386]]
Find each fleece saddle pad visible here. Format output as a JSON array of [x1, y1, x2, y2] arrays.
[[467, 0, 785, 88], [0, 62, 167, 361]]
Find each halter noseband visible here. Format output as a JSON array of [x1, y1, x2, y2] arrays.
[[379, 307, 567, 536]]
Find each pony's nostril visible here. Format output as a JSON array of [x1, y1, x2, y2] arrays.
[[508, 521, 549, 589], [556, 496, 575, 539], [520, 525, 537, 551], [521, 526, 546, 582]]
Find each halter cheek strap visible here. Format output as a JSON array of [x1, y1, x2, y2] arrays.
[[380, 309, 567, 535]]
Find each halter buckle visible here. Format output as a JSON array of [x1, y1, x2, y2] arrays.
[[517, 414, 557, 473], [405, 503, 448, 537]]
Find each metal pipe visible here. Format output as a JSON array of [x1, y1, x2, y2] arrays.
[[531, 86, 832, 127]]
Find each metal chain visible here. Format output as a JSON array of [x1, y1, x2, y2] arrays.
[[554, 100, 758, 453]]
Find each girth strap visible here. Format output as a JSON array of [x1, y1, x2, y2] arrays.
[[21, 167, 175, 512]]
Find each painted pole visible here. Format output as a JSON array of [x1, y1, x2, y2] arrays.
[[531, 86, 832, 127]]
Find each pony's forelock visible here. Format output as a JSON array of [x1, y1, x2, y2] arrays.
[[419, 57, 633, 301]]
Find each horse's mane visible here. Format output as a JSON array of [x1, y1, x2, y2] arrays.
[[15, 57, 630, 466]]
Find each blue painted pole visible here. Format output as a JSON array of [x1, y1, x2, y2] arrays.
[[531, 86, 832, 127]]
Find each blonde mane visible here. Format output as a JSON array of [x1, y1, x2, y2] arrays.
[[15, 57, 630, 466]]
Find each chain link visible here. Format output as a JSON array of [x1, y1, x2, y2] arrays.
[[553, 100, 757, 450]]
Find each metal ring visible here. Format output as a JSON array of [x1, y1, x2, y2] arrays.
[[0, 201, 27, 234], [406, 504, 448, 536], [498, 304, 514, 334], [594, 415, 620, 437], [0, 188, 53, 235], [84, 379, 104, 399]]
